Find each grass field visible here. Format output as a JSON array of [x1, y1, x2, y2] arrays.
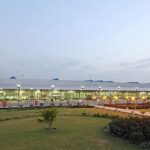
[[0, 107, 129, 120], [0, 108, 142, 150]]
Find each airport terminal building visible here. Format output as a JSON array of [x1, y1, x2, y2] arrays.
[[0, 78, 150, 102]]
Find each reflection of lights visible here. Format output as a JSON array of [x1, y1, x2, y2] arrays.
[[142, 96, 146, 100], [131, 96, 135, 100], [125, 96, 129, 99]]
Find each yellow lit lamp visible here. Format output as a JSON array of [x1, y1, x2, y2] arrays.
[[113, 96, 118, 105], [131, 96, 135, 100], [20, 90, 24, 98], [103, 96, 107, 100], [131, 96, 135, 104], [125, 96, 129, 100], [113, 96, 118, 100], [125, 96, 129, 103], [142, 96, 147, 104], [92, 96, 97, 100]]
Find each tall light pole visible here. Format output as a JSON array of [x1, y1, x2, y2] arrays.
[[98, 86, 102, 105], [117, 86, 121, 104], [30, 88, 33, 100], [51, 85, 55, 102], [0, 88, 3, 100], [17, 84, 21, 107], [51, 85, 55, 90], [98, 86, 102, 99], [80, 86, 84, 104], [135, 87, 138, 104]]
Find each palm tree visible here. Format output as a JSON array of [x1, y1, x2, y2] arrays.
[[38, 108, 57, 130]]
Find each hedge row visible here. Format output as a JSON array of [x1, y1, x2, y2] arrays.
[[108, 117, 150, 149]]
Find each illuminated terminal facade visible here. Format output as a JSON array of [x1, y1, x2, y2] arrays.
[[0, 78, 150, 103]]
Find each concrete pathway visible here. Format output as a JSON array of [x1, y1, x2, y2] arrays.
[[95, 105, 150, 117]]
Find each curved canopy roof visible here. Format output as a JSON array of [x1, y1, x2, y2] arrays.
[[0, 78, 150, 91]]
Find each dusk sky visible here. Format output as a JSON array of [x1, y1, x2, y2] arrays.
[[0, 0, 150, 82]]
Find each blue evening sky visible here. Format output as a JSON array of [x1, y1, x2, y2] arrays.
[[0, 0, 150, 82]]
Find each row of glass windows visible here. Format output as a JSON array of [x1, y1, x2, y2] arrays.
[[0, 89, 149, 101]]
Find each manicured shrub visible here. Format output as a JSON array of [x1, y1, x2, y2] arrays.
[[140, 141, 150, 150], [108, 117, 150, 146], [104, 125, 111, 135], [93, 113, 119, 119], [93, 113, 100, 117], [109, 121, 125, 137], [82, 113, 90, 116], [129, 132, 145, 144], [38, 108, 57, 130], [144, 127, 150, 140]]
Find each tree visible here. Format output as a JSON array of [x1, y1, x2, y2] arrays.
[[38, 108, 57, 130]]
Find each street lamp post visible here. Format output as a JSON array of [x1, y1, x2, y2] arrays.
[[0, 88, 3, 100], [109, 90, 112, 105], [17, 84, 21, 107], [51, 85, 55, 90], [135, 87, 138, 104], [51, 85, 55, 105], [98, 86, 102, 99], [98, 86, 102, 105], [117, 86, 121, 105], [80, 86, 84, 105], [30, 88, 33, 101]]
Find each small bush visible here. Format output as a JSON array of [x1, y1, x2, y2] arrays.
[[104, 125, 111, 135], [93, 113, 119, 119], [93, 113, 100, 117], [129, 132, 145, 144], [81, 113, 89, 116], [108, 117, 150, 146], [144, 127, 150, 140], [140, 141, 150, 150]]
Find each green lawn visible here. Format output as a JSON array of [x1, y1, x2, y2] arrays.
[[0, 107, 129, 120], [0, 108, 142, 150]]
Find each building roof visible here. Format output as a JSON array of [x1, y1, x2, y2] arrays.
[[0, 78, 150, 91]]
